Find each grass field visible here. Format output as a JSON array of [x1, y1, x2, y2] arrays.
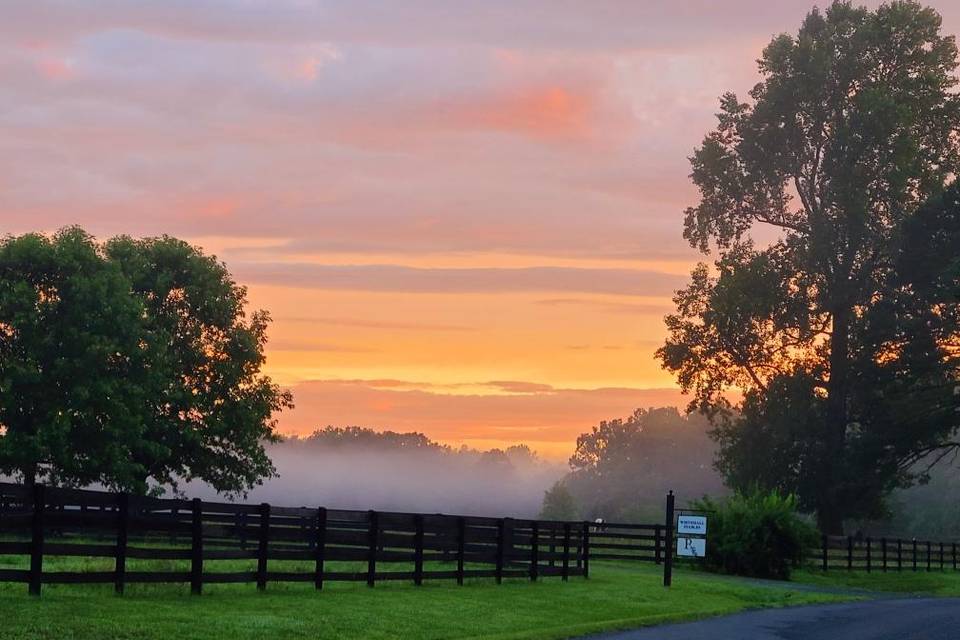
[[792, 567, 960, 597], [0, 560, 849, 640]]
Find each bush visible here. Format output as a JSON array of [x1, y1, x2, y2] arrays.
[[539, 481, 579, 520], [690, 490, 818, 580]]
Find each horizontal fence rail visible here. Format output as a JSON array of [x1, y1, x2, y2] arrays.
[[0, 482, 593, 596], [583, 521, 666, 564]]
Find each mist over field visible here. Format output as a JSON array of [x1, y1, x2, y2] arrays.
[[181, 408, 728, 522], [187, 428, 566, 518]]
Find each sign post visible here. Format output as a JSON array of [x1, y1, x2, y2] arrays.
[[664, 496, 709, 587], [663, 491, 674, 587]]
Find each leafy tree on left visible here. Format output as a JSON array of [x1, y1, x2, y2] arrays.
[[0, 227, 293, 495]]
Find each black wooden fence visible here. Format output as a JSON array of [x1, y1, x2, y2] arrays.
[[582, 522, 667, 564], [818, 534, 960, 573], [0, 482, 591, 596]]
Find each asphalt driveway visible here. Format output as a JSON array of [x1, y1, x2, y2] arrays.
[[586, 597, 960, 639]]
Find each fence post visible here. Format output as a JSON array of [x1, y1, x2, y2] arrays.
[[912, 538, 918, 572], [239, 511, 248, 550], [822, 535, 828, 572], [456, 516, 466, 586], [927, 541, 932, 572], [866, 537, 871, 573], [529, 521, 539, 582], [257, 502, 270, 591], [28, 484, 45, 597], [115, 492, 129, 595], [169, 505, 178, 545], [897, 538, 902, 571], [953, 542, 957, 572], [190, 498, 203, 595], [495, 518, 505, 584], [663, 490, 675, 588], [562, 522, 571, 582], [575, 532, 582, 572], [655, 525, 662, 565], [314, 507, 326, 591], [414, 514, 424, 586], [847, 536, 853, 571], [881, 537, 887, 573], [940, 542, 944, 571], [549, 526, 556, 568], [581, 521, 590, 579], [300, 508, 309, 550], [505, 518, 514, 575], [367, 510, 378, 587]]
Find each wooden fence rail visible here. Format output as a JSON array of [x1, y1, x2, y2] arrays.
[[0, 482, 594, 596]]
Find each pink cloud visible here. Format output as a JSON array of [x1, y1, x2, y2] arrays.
[[450, 85, 593, 140], [35, 56, 73, 79]]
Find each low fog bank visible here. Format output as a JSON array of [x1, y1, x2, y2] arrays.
[[190, 427, 566, 518]]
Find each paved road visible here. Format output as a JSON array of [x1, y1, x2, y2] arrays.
[[587, 598, 960, 639]]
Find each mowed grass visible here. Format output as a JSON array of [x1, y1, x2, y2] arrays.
[[792, 567, 960, 596], [0, 557, 848, 640]]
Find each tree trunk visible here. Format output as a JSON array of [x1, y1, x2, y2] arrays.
[[820, 303, 851, 535], [22, 464, 37, 488], [817, 505, 844, 536]]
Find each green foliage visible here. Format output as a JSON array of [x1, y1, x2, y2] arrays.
[[657, 1, 960, 532], [539, 481, 578, 520], [691, 490, 818, 580], [0, 228, 147, 490], [563, 407, 724, 521], [0, 227, 292, 495]]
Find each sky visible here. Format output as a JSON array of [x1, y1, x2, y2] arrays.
[[2, 1, 958, 459]]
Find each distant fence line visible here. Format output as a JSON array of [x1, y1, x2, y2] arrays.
[[819, 534, 959, 573], [1, 482, 608, 596]]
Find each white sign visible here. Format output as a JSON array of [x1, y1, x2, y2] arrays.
[[677, 537, 706, 557], [677, 515, 707, 535]]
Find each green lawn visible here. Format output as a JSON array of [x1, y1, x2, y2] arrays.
[[792, 567, 960, 596], [0, 561, 848, 640]]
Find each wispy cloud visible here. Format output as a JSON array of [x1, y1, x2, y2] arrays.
[[234, 263, 687, 295]]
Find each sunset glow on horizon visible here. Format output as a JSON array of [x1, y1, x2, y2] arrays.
[[4, 1, 958, 459]]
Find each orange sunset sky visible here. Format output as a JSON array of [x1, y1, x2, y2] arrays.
[[3, 1, 959, 459]]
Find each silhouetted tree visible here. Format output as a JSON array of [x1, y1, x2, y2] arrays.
[[658, 1, 960, 532]]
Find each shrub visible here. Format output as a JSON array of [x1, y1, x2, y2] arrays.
[[690, 490, 818, 579], [539, 481, 579, 520]]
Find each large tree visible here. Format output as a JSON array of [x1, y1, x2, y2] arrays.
[[657, 1, 960, 532], [0, 228, 292, 495]]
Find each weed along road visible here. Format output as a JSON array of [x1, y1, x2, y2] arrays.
[[587, 598, 960, 640]]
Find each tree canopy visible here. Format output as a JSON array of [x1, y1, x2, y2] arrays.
[[561, 407, 723, 521], [0, 227, 292, 495], [657, 0, 960, 532]]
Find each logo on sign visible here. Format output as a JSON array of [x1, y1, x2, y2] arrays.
[[677, 537, 706, 557], [677, 515, 707, 535]]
